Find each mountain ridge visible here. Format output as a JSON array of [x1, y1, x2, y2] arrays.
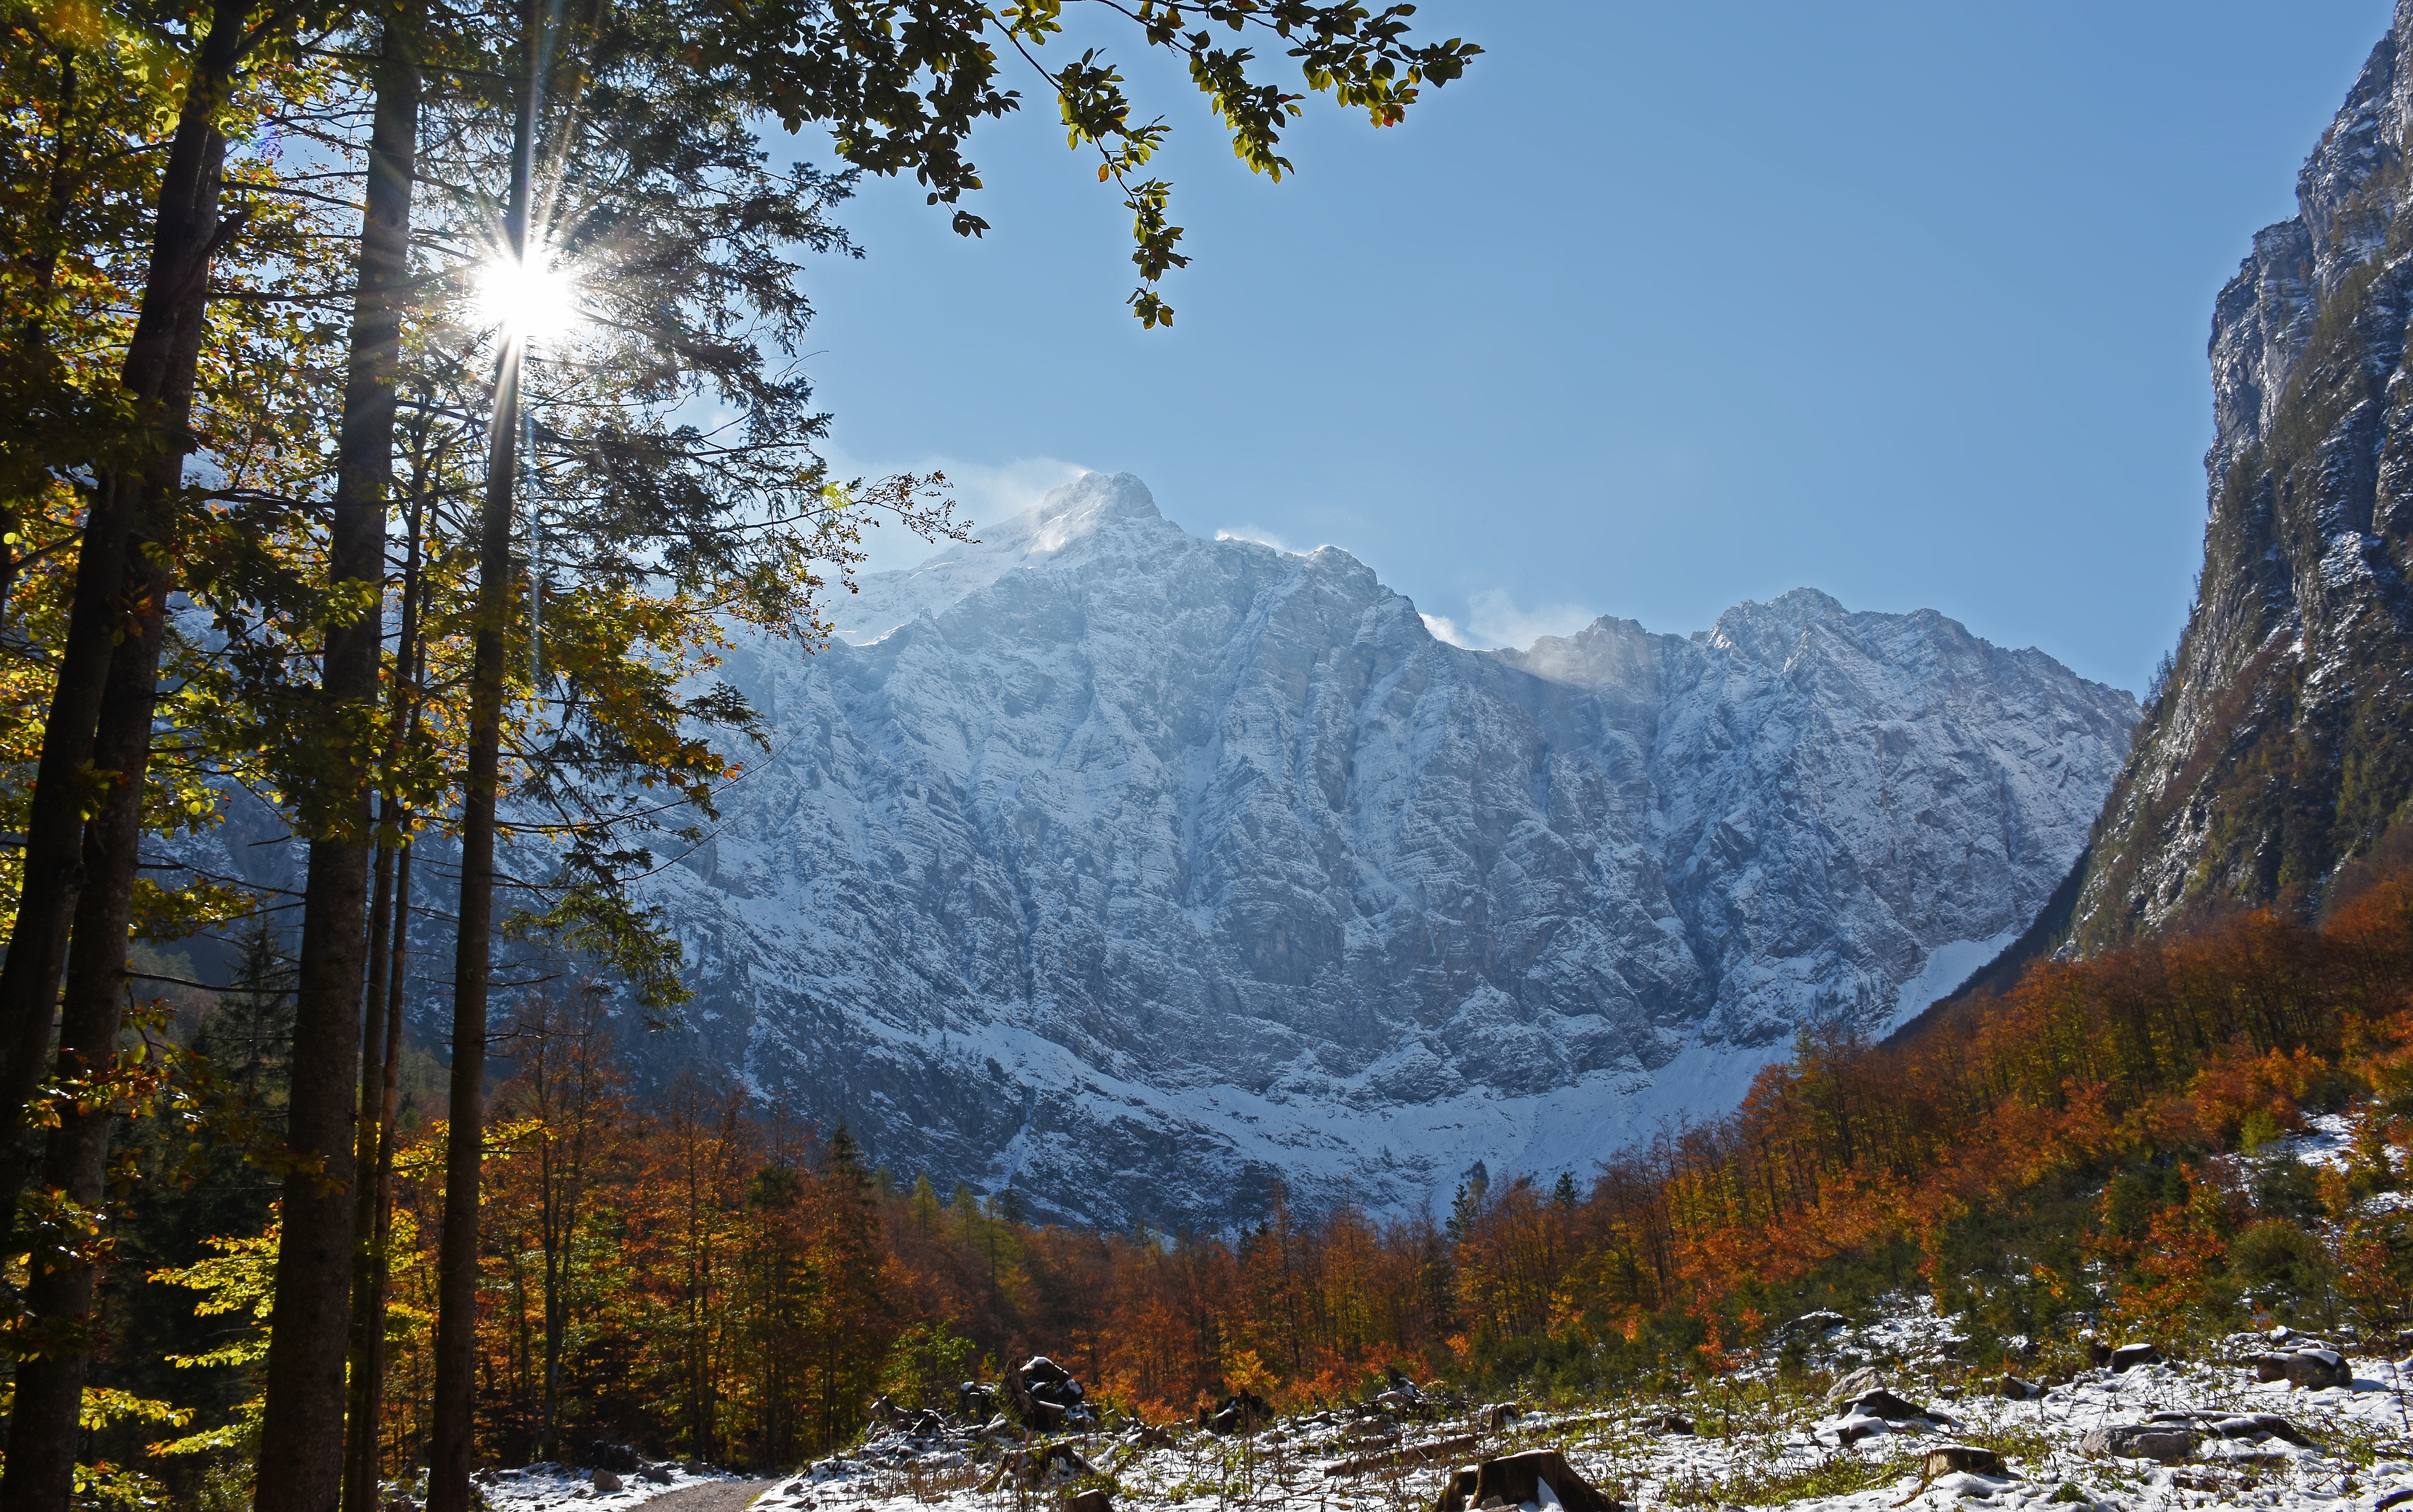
[[2071, 0, 2413, 948], [628, 472, 2137, 1227]]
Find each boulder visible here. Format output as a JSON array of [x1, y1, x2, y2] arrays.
[[1923, 1446, 2007, 1479], [2108, 1344, 2162, 1373], [2204, 1413, 2310, 1446], [1996, 1376, 2043, 1400], [2284, 1349, 2349, 1389], [1431, 1450, 1619, 1512], [1824, 1366, 1885, 1406], [1841, 1388, 1934, 1423], [637, 1464, 674, 1486], [2079, 1426, 2195, 1463], [1004, 1355, 1097, 1430], [590, 1471, 624, 1494]]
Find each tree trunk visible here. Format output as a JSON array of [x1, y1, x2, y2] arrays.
[[428, 7, 534, 1493], [257, 27, 420, 1512], [0, 0, 254, 1241], [0, 97, 233, 1512], [344, 444, 429, 1512]]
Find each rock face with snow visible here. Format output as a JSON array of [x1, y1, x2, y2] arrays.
[[651, 473, 2134, 1227], [2073, 2, 2413, 947]]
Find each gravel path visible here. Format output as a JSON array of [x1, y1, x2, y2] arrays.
[[633, 1480, 774, 1512]]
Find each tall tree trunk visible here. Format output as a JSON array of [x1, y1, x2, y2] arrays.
[[257, 26, 420, 1512], [343, 452, 428, 1512], [428, 6, 535, 1498], [0, 92, 237, 1512], [0, 0, 255, 1239]]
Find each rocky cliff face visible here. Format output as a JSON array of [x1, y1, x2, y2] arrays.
[[2072, 3, 2413, 948], [640, 472, 2136, 1227]]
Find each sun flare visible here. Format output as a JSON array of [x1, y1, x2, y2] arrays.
[[475, 250, 584, 343]]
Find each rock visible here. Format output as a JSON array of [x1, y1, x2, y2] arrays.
[[1841, 1388, 1934, 1423], [2284, 1349, 2349, 1389], [1069, 1492, 1111, 1512], [590, 1471, 623, 1494], [2079, 1426, 2196, 1463], [2205, 1413, 2310, 1446], [1432, 1450, 1619, 1512], [1923, 1446, 2007, 1479], [1824, 1366, 1886, 1406], [2067, 0, 2413, 963], [1004, 1354, 1097, 1430], [1997, 1375, 2043, 1400], [637, 471, 2136, 1232], [2108, 1343, 2162, 1373], [637, 1464, 674, 1486], [1644, 1413, 1693, 1436], [2250, 1353, 2290, 1382]]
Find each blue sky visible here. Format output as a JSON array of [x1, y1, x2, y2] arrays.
[[787, 1, 2393, 694]]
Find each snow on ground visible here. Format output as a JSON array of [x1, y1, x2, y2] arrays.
[[475, 1461, 744, 1512], [486, 1299, 2413, 1512]]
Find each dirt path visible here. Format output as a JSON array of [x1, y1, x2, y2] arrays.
[[643, 1480, 777, 1512]]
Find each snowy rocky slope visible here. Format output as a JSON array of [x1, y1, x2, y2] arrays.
[[640, 472, 2136, 1227], [2074, 0, 2413, 947], [494, 1300, 2413, 1512]]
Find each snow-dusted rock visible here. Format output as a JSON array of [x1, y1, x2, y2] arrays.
[[2076, 1, 2413, 944], [644, 473, 2135, 1226]]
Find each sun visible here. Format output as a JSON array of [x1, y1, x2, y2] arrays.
[[475, 249, 584, 343]]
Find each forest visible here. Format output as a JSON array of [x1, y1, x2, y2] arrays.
[[0, 0, 1477, 1507], [52, 827, 2413, 1501]]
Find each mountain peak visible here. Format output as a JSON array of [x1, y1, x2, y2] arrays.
[[668, 494, 2140, 1226], [1028, 470, 1163, 542]]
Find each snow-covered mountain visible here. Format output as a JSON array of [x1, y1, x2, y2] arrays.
[[646, 473, 2137, 1227]]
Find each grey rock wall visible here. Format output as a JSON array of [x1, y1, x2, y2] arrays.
[[642, 472, 2136, 1228], [2074, 1, 2413, 946]]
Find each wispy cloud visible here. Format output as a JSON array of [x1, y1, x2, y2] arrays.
[[1216, 525, 1295, 552], [1421, 613, 1476, 647], [1428, 590, 1600, 650], [822, 452, 1090, 574]]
